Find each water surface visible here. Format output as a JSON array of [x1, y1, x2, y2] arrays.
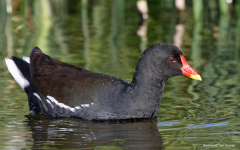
[[1, 0, 240, 149]]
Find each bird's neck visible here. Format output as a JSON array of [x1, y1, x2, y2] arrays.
[[129, 69, 167, 102], [125, 61, 168, 117]]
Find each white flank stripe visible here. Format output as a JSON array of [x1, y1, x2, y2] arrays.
[[46, 99, 54, 108], [47, 95, 83, 112], [75, 106, 81, 109], [47, 95, 69, 109], [81, 103, 94, 108], [32, 94, 93, 113], [22, 56, 30, 63], [33, 93, 41, 100], [5, 58, 30, 89], [81, 104, 90, 107]]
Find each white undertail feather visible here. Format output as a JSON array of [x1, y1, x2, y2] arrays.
[[5, 58, 29, 89], [22, 56, 30, 63]]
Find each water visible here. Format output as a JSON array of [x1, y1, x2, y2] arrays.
[[1, 0, 240, 149]]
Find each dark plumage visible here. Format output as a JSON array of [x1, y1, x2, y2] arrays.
[[5, 43, 201, 120]]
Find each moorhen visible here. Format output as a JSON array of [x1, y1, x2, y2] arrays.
[[5, 43, 201, 120]]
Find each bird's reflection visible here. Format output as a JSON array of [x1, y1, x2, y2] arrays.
[[25, 114, 164, 149]]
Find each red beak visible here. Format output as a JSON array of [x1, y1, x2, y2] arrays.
[[180, 55, 202, 81]]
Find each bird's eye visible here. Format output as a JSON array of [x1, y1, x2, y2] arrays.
[[169, 57, 175, 62]]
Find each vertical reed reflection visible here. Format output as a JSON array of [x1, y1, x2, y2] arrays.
[[235, 1, 240, 63], [187, 0, 203, 101], [108, 0, 124, 77], [137, 0, 148, 52], [5, 14, 13, 59], [35, 0, 52, 53], [0, 0, 7, 59], [49, 0, 69, 62], [173, 0, 185, 48], [21, 0, 37, 55], [158, 0, 176, 44], [81, 0, 90, 70], [91, 0, 110, 73], [90, 0, 126, 78]]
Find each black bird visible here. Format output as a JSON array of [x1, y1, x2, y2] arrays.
[[5, 43, 201, 120]]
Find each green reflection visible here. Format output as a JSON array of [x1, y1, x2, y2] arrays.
[[81, 0, 90, 69], [0, 0, 240, 149], [35, 0, 52, 52]]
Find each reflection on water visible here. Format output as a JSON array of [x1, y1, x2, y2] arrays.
[[1, 0, 240, 149], [25, 116, 163, 149]]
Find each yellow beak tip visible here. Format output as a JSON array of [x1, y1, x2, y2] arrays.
[[190, 74, 202, 81]]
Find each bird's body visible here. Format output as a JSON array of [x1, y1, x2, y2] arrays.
[[5, 43, 201, 120]]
